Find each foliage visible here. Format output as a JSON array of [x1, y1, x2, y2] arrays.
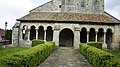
[[0, 47, 27, 59], [6, 30, 12, 44], [87, 42, 103, 49], [79, 43, 117, 67], [0, 42, 55, 67], [32, 39, 45, 47], [107, 50, 120, 58]]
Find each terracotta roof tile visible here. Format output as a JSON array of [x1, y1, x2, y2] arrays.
[[18, 12, 113, 23]]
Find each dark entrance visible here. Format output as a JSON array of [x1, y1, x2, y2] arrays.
[[59, 29, 74, 47]]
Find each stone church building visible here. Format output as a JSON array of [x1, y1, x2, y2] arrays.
[[12, 0, 120, 49]]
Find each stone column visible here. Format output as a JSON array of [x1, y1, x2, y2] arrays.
[[74, 30, 80, 48], [102, 32, 107, 49], [96, 31, 98, 42], [53, 25, 60, 46], [36, 29, 38, 40], [87, 31, 89, 42], [20, 29, 23, 40], [74, 27, 80, 48], [44, 29, 46, 42], [27, 29, 30, 41]]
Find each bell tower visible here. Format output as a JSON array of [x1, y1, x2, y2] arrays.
[[60, 0, 104, 14]]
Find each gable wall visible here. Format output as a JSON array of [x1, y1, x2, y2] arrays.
[[31, 0, 104, 14]]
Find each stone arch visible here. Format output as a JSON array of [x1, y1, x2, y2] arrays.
[[106, 28, 113, 49], [80, 27, 87, 43], [22, 25, 28, 40], [89, 28, 96, 42], [98, 28, 104, 42], [38, 26, 44, 40], [30, 26, 36, 40], [59, 28, 74, 47], [46, 26, 53, 41]]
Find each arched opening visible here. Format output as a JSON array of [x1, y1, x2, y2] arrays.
[[98, 28, 104, 42], [106, 29, 113, 49], [89, 28, 96, 42], [38, 26, 44, 40], [46, 26, 53, 41], [30, 26, 36, 40], [80, 28, 87, 43], [22, 25, 28, 40], [59, 28, 74, 47]]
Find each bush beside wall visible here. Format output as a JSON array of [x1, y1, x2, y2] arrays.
[[87, 42, 103, 49], [79, 44, 116, 67], [0, 42, 55, 67], [32, 39, 45, 47]]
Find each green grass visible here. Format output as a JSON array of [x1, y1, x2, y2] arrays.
[[107, 50, 120, 58], [0, 47, 28, 58]]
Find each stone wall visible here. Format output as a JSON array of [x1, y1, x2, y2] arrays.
[[31, 0, 104, 14]]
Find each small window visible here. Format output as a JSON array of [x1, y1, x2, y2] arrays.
[[59, 5, 61, 8], [81, 0, 85, 7], [94, 0, 98, 5]]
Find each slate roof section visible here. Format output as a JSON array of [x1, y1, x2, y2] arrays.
[[17, 12, 114, 23]]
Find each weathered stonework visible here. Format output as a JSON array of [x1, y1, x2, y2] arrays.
[[12, 0, 120, 49]]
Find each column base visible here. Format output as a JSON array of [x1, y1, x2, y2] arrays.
[[44, 40, 46, 42], [102, 43, 107, 49]]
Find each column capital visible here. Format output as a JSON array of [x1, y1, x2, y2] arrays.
[[95, 31, 98, 33], [87, 31, 90, 33], [27, 29, 31, 31], [36, 29, 39, 30]]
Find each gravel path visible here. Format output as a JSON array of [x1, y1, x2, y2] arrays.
[[38, 47, 92, 67]]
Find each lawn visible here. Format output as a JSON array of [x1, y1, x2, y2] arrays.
[[107, 50, 120, 58], [0, 46, 28, 58]]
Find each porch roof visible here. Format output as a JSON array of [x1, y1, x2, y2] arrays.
[[17, 12, 114, 23]]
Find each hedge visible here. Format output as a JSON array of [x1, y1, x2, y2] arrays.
[[0, 42, 55, 67], [106, 58, 120, 67], [32, 39, 45, 47], [87, 42, 103, 49], [79, 44, 115, 67]]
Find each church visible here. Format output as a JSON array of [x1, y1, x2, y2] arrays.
[[12, 0, 120, 49]]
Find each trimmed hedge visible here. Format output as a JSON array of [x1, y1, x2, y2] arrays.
[[32, 39, 45, 47], [87, 42, 103, 49], [106, 58, 120, 67], [0, 42, 55, 67], [79, 44, 115, 67]]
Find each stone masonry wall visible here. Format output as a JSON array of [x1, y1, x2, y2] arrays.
[[31, 0, 104, 14]]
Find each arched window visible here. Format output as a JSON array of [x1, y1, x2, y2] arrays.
[[30, 26, 36, 40], [46, 26, 53, 41], [38, 26, 44, 40], [89, 28, 96, 42], [106, 29, 113, 49], [80, 27, 87, 43], [22, 25, 28, 40], [98, 28, 104, 42]]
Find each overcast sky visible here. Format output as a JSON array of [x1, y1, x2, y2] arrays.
[[0, 0, 120, 29]]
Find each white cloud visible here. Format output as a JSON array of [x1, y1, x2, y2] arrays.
[[0, 0, 37, 29], [105, 0, 120, 20]]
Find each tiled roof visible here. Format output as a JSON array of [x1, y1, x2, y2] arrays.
[[18, 12, 113, 23], [0, 29, 5, 36]]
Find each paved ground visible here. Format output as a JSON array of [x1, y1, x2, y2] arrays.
[[38, 47, 92, 67]]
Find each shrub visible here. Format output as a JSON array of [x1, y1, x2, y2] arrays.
[[0, 42, 55, 67], [80, 44, 115, 67], [87, 42, 103, 49], [32, 39, 45, 47], [105, 58, 120, 67]]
